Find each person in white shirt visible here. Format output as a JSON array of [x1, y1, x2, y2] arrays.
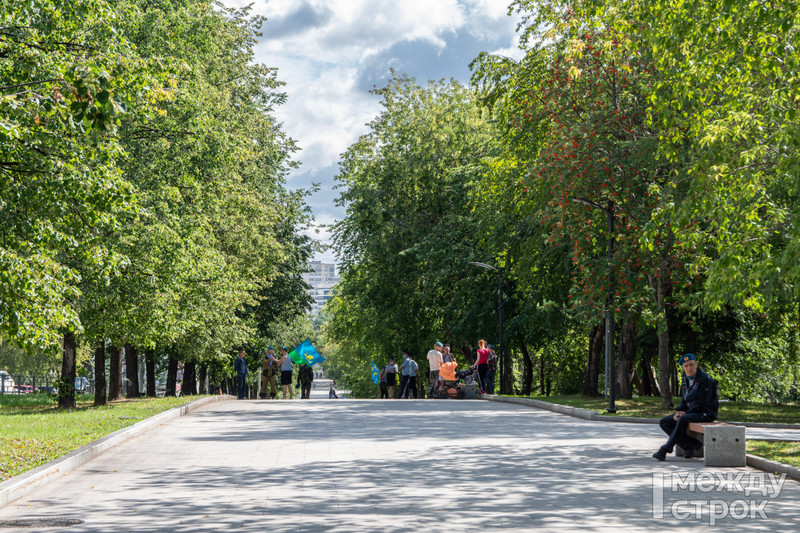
[[426, 342, 444, 398]]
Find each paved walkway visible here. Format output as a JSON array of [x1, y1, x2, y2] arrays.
[[1, 396, 799, 532]]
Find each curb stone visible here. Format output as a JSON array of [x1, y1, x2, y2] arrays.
[[0, 395, 235, 509], [733, 421, 800, 430], [484, 394, 657, 423], [484, 394, 800, 479], [746, 454, 800, 482], [484, 394, 800, 429]]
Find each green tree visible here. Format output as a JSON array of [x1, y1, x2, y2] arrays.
[[1, 0, 160, 351], [73, 1, 311, 406], [330, 74, 502, 395], [547, 0, 800, 312]]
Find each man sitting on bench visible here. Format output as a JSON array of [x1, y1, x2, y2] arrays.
[[653, 353, 719, 461]]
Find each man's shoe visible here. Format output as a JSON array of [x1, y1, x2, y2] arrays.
[[684, 445, 698, 459], [652, 448, 668, 461]]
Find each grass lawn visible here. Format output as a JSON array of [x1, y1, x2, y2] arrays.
[[747, 441, 800, 469], [512, 394, 800, 424], [0, 394, 211, 481]]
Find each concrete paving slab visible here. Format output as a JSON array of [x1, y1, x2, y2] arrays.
[[0, 398, 799, 532]]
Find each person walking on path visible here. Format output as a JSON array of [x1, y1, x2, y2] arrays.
[[260, 346, 279, 399], [278, 346, 294, 399], [426, 342, 444, 398], [653, 353, 718, 461], [298, 363, 314, 399], [379, 368, 389, 399], [384, 357, 398, 398], [400, 351, 418, 399], [474, 339, 491, 393], [234, 349, 249, 400], [485, 344, 498, 395]]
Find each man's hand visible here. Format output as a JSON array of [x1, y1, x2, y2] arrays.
[[674, 410, 686, 421]]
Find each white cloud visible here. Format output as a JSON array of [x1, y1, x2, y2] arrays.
[[473, 0, 513, 19], [267, 60, 376, 172], [229, 0, 521, 170], [222, 0, 522, 261], [488, 34, 525, 62]]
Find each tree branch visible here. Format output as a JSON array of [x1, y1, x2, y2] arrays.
[[0, 78, 60, 91]]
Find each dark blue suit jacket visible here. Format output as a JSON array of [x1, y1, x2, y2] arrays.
[[677, 368, 718, 420], [235, 357, 249, 376]]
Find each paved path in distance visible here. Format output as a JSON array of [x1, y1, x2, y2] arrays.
[[1, 396, 799, 532]]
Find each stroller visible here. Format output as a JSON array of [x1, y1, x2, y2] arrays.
[[435, 364, 468, 399], [458, 368, 479, 385]]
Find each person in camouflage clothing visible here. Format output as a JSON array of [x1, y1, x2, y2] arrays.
[[260, 346, 279, 399], [298, 363, 314, 399]]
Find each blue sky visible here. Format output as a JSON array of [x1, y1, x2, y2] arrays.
[[223, 0, 523, 263]]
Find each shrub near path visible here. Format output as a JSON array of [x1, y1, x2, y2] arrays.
[[0, 394, 211, 481]]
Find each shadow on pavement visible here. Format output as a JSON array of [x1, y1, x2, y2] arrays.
[[5, 399, 800, 532]]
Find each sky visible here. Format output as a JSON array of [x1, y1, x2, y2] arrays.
[[222, 0, 524, 264]]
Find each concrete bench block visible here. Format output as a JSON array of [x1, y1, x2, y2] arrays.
[[675, 444, 703, 458], [703, 425, 746, 467]]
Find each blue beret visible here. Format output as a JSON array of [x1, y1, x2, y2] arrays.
[[678, 353, 697, 365]]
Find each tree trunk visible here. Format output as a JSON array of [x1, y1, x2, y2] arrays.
[[125, 343, 140, 398], [182, 361, 197, 396], [545, 367, 552, 396], [209, 368, 218, 395], [145, 349, 156, 397], [654, 268, 673, 409], [639, 351, 660, 397], [108, 345, 124, 401], [616, 310, 638, 399], [582, 324, 604, 396], [538, 350, 546, 395], [94, 340, 106, 406], [502, 343, 514, 395], [671, 361, 680, 396], [460, 345, 476, 365], [517, 333, 533, 395], [166, 354, 178, 397], [58, 332, 77, 409], [138, 354, 146, 396], [198, 364, 208, 394]]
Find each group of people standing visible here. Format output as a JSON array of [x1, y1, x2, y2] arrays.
[[259, 345, 315, 400], [234, 346, 315, 400], [377, 340, 498, 399]]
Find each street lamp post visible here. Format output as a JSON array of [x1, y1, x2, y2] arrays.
[[469, 261, 504, 395], [572, 197, 617, 413]]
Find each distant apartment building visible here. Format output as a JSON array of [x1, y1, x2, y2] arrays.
[[303, 261, 338, 314]]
